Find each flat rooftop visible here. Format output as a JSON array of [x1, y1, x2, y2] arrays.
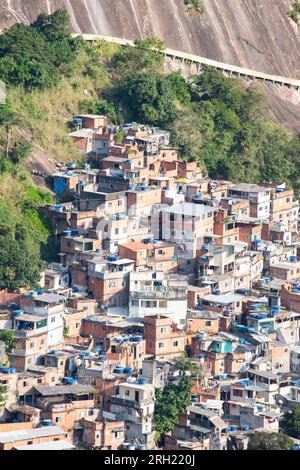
[[202, 293, 243, 305], [163, 202, 215, 217], [0, 426, 65, 444], [14, 440, 75, 451], [34, 384, 97, 396]]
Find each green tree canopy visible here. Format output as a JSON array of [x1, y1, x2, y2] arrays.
[[0, 10, 81, 90], [154, 376, 192, 440], [248, 431, 294, 450], [282, 407, 300, 439]]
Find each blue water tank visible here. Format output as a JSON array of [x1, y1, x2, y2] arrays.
[[137, 445, 147, 451], [106, 255, 118, 262], [12, 310, 23, 317], [135, 336, 143, 343], [37, 289, 44, 295], [41, 419, 53, 427], [123, 368, 133, 374], [241, 424, 250, 432], [290, 255, 297, 262], [213, 290, 221, 295], [138, 378, 146, 385], [71, 230, 80, 237], [63, 377, 76, 384], [237, 288, 247, 295], [260, 313, 268, 319], [292, 444, 300, 451], [113, 367, 125, 374]]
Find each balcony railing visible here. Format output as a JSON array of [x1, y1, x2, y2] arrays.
[[130, 288, 187, 300]]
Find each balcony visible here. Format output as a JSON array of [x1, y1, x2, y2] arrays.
[[110, 395, 154, 410], [130, 288, 186, 301]]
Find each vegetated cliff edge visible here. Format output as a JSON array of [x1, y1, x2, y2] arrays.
[[0, 0, 299, 131]]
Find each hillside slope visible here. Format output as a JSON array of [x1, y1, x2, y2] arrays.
[[0, 0, 300, 132], [0, 0, 299, 132], [0, 0, 299, 77]]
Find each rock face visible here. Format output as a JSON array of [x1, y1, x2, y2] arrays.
[[0, 0, 299, 130]]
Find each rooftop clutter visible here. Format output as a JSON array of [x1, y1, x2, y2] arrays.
[[1, 115, 300, 451]]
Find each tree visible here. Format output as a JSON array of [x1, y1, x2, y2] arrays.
[[0, 235, 43, 291], [282, 407, 300, 439], [154, 376, 192, 441], [0, 330, 16, 351], [10, 139, 32, 164], [248, 431, 294, 450], [174, 354, 203, 377], [0, 11, 80, 90], [113, 38, 164, 79], [168, 110, 203, 163], [0, 102, 21, 157]]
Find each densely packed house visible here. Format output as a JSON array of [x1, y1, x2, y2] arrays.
[[1, 114, 300, 450]]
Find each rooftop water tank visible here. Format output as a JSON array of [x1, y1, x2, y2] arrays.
[[41, 419, 53, 427], [236, 288, 247, 295], [123, 367, 133, 374], [290, 255, 297, 262], [241, 424, 250, 432], [138, 378, 146, 385], [127, 377, 137, 383], [212, 290, 221, 295], [12, 310, 24, 317], [137, 445, 147, 451]]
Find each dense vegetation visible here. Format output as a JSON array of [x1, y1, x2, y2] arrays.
[[282, 407, 300, 439], [90, 37, 300, 191], [184, 0, 204, 15], [288, 1, 300, 24], [154, 376, 192, 441], [247, 431, 294, 450], [0, 11, 84, 291]]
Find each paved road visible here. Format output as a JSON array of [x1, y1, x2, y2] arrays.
[[74, 33, 300, 90]]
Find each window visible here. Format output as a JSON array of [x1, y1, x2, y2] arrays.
[[205, 320, 211, 326], [30, 342, 34, 349], [125, 390, 130, 396], [23, 381, 28, 387], [233, 389, 243, 397], [159, 342, 164, 348], [131, 300, 139, 307], [160, 327, 167, 333], [55, 416, 62, 423], [173, 341, 178, 347], [51, 316, 55, 323], [109, 282, 116, 288], [27, 441, 33, 445]]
